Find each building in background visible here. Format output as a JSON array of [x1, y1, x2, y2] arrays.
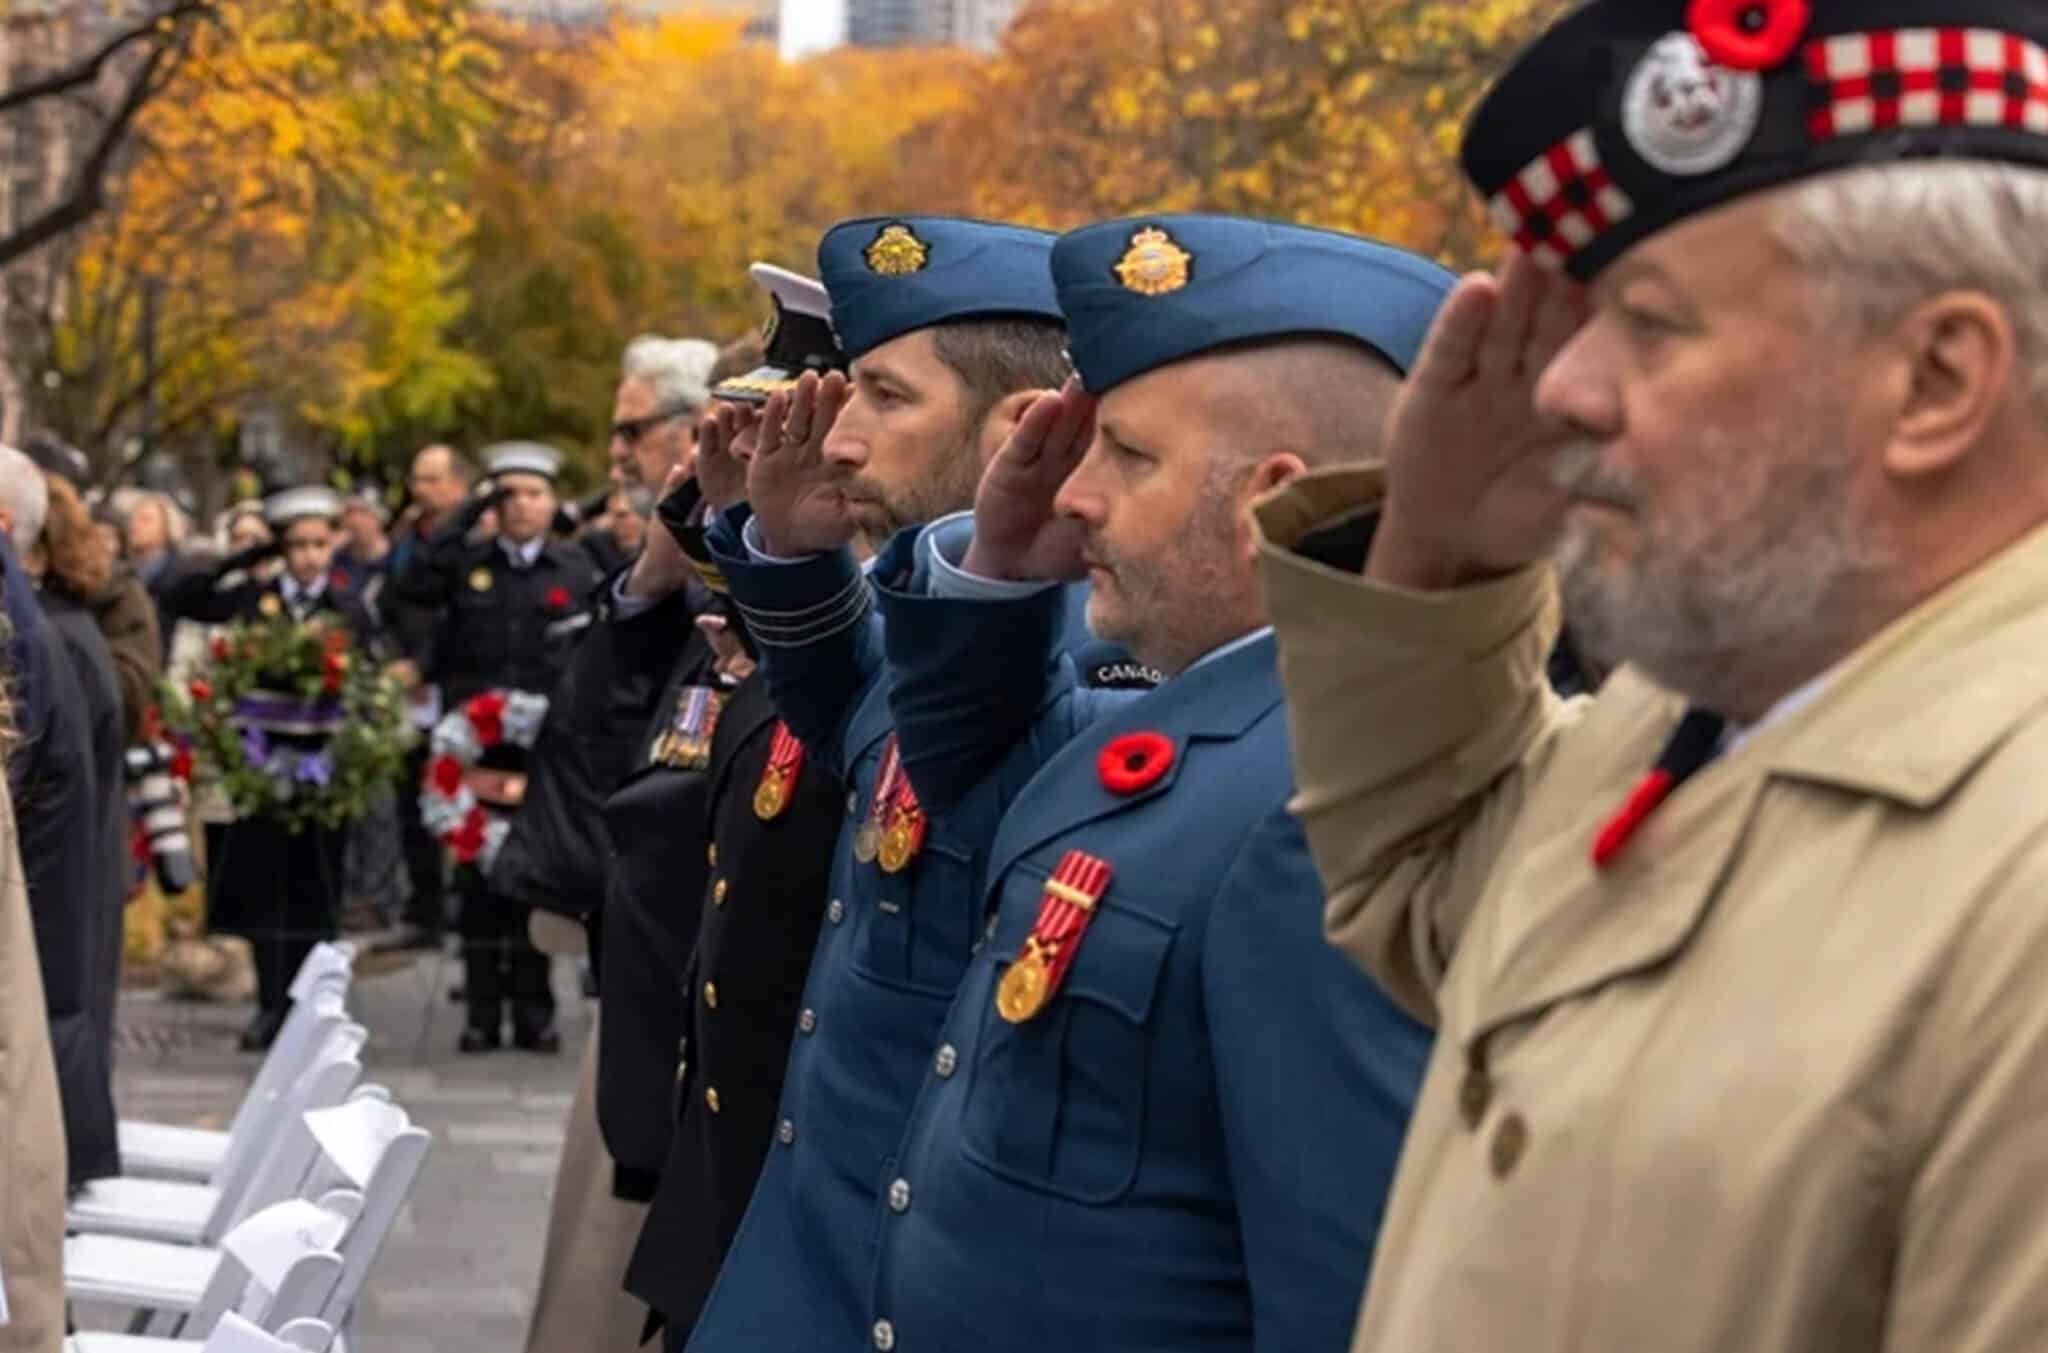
[[833, 0, 1019, 51], [492, 0, 779, 41]]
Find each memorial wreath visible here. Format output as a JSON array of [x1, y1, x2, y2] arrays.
[[162, 616, 413, 832]]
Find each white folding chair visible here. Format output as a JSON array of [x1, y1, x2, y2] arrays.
[[66, 1090, 432, 1342], [70, 1023, 366, 1246], [122, 946, 356, 1182], [66, 1190, 353, 1353]]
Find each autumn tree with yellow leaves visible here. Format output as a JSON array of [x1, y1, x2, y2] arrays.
[[1, 0, 1570, 491], [8, 0, 509, 487]]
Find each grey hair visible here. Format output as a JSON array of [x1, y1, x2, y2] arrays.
[[1771, 160, 2048, 411], [621, 335, 721, 410], [0, 445, 49, 556]]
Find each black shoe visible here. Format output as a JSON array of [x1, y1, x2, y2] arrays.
[[459, 1027, 502, 1054], [239, 1009, 286, 1052], [373, 925, 444, 954], [513, 1025, 561, 1054]]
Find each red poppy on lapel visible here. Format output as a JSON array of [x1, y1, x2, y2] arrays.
[[1097, 731, 1175, 796], [545, 585, 572, 611]]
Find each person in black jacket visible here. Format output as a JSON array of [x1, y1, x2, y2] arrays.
[[385, 442, 600, 1053], [0, 449, 123, 1188], [162, 486, 378, 1050], [616, 269, 855, 1348]]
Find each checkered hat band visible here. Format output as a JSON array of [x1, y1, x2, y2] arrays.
[[1487, 129, 1637, 269], [1807, 28, 2048, 140]]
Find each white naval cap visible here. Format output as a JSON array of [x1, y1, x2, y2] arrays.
[[753, 262, 831, 322], [263, 485, 343, 528], [712, 263, 844, 405], [482, 441, 564, 482]]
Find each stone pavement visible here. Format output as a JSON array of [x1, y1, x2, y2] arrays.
[[94, 946, 594, 1352]]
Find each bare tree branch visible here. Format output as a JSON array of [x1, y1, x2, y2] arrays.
[[0, 0, 207, 115], [0, 28, 191, 270]]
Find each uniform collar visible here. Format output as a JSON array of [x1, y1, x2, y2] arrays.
[[500, 535, 545, 570], [1755, 523, 2048, 807], [281, 574, 328, 608]]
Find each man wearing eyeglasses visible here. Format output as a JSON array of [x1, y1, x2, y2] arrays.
[[612, 336, 722, 494]]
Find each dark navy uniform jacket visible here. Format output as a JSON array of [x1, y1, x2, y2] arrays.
[[684, 509, 1083, 1352], [845, 520, 1431, 1353]]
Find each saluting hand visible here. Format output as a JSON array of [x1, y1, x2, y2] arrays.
[[627, 463, 695, 602], [694, 401, 756, 514], [962, 379, 1095, 583], [1370, 251, 1589, 590], [747, 371, 853, 556]]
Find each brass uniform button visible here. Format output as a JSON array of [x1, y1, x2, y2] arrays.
[[827, 898, 845, 925], [707, 842, 718, 867], [713, 878, 728, 906], [703, 981, 719, 1009], [798, 1008, 817, 1034], [705, 1086, 721, 1114], [1490, 1112, 1529, 1179]]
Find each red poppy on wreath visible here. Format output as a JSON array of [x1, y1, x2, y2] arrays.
[[1686, 0, 1809, 71], [321, 652, 348, 694], [169, 744, 194, 782], [321, 627, 349, 656], [428, 754, 465, 797], [141, 703, 165, 744], [210, 635, 231, 662], [544, 585, 572, 612], [449, 804, 488, 862], [465, 691, 507, 747], [188, 679, 213, 703], [1097, 731, 1176, 796]]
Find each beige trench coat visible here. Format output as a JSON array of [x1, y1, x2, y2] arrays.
[[0, 777, 67, 1353], [1254, 466, 2048, 1353]]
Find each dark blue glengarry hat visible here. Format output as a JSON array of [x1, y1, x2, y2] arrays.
[[816, 217, 1063, 362], [1464, 0, 2048, 280], [1051, 214, 1457, 393]]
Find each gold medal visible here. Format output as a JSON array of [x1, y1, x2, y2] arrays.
[[258, 593, 282, 618], [996, 946, 1051, 1024], [753, 770, 788, 821], [854, 820, 881, 863], [469, 567, 493, 592], [878, 818, 917, 874]]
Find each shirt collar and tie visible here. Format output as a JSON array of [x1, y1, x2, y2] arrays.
[[280, 574, 329, 619], [500, 536, 545, 571]]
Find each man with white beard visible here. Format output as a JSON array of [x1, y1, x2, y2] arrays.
[[1254, 1, 2048, 1349]]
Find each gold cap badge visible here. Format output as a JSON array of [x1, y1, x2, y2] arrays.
[[469, 566, 494, 593], [258, 593, 283, 618], [865, 223, 930, 277], [1114, 226, 1192, 297]]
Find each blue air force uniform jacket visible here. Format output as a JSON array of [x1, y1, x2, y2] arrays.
[[684, 510, 1088, 1352], [849, 522, 1431, 1353]]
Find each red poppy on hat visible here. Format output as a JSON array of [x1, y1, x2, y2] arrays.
[[545, 585, 571, 611], [466, 691, 507, 747], [1097, 731, 1175, 796], [428, 754, 464, 797], [1686, 0, 1810, 72]]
